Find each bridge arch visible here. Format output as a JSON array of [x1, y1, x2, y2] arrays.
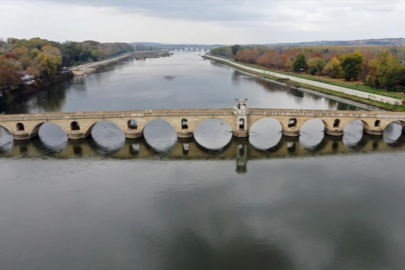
[[16, 123, 25, 131], [83, 120, 125, 137], [0, 124, 14, 149], [70, 121, 80, 131], [342, 119, 373, 132], [193, 118, 233, 151], [141, 118, 177, 133], [342, 119, 369, 147], [127, 119, 138, 130], [0, 124, 13, 135], [382, 120, 405, 143], [248, 117, 283, 151], [249, 117, 284, 131], [142, 118, 177, 152], [299, 119, 327, 150], [192, 117, 234, 133], [29, 121, 67, 139], [83, 120, 126, 153]]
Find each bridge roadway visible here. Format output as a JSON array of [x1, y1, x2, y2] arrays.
[[1, 105, 405, 141]]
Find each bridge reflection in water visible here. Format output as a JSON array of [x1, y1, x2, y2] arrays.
[[2, 133, 405, 173]]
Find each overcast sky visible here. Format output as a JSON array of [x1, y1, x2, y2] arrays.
[[1, 0, 404, 44]]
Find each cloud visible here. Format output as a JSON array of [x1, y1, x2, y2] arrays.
[[1, 0, 404, 43]]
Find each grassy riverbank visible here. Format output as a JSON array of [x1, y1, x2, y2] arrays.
[[239, 61, 405, 99], [204, 56, 405, 112]]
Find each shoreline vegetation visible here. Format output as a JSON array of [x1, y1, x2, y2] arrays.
[[209, 44, 405, 111], [203, 54, 405, 112], [0, 37, 171, 112]]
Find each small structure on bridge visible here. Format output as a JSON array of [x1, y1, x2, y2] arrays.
[[233, 98, 249, 137]]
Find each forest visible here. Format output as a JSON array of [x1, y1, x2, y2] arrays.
[[211, 45, 405, 92], [0, 37, 133, 89]]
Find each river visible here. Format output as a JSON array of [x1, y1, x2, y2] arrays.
[[1, 51, 405, 270]]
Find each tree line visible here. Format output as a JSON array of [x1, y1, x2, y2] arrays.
[[0, 37, 134, 89], [211, 45, 405, 91]]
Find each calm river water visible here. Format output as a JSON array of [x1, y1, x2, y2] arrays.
[[1, 51, 405, 270]]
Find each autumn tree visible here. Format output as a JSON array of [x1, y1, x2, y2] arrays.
[[293, 53, 307, 72], [13, 46, 31, 70], [324, 57, 342, 78], [35, 45, 62, 77], [340, 51, 364, 81], [235, 49, 261, 64], [0, 56, 21, 88], [368, 49, 405, 90]]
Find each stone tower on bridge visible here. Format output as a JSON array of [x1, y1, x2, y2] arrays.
[[233, 98, 249, 137]]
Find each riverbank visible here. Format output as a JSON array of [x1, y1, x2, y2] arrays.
[[0, 72, 73, 112], [203, 55, 405, 112], [70, 51, 171, 76], [70, 53, 132, 76]]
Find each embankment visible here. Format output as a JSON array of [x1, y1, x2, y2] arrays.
[[70, 53, 132, 76], [203, 55, 405, 111], [71, 51, 171, 76]]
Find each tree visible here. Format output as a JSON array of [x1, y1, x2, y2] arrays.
[[368, 49, 405, 90], [91, 49, 99, 61], [307, 58, 326, 75], [0, 55, 21, 88], [13, 47, 31, 70], [35, 45, 62, 77], [324, 57, 342, 78], [340, 51, 364, 81], [231, 45, 242, 56], [293, 53, 306, 72], [284, 58, 293, 71]]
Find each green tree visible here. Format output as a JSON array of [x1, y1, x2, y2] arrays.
[[340, 51, 364, 81], [368, 49, 405, 90], [293, 53, 307, 72], [90, 49, 99, 61], [307, 58, 326, 74], [231, 45, 242, 56]]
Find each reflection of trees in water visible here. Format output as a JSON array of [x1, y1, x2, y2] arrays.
[[337, 102, 358, 111], [230, 70, 362, 110], [5, 81, 70, 114], [231, 70, 292, 95], [289, 88, 304, 98], [328, 99, 338, 108], [40, 82, 68, 111]]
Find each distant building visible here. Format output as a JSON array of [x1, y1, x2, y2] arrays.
[[20, 71, 35, 85]]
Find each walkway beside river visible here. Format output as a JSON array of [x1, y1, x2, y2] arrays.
[[204, 55, 402, 106], [70, 53, 131, 76]]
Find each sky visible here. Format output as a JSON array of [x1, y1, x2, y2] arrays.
[[0, 0, 404, 44]]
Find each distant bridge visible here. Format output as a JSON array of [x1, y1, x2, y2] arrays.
[[0, 99, 404, 141], [162, 47, 211, 52]]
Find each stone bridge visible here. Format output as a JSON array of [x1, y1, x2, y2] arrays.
[[1, 99, 405, 141]]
